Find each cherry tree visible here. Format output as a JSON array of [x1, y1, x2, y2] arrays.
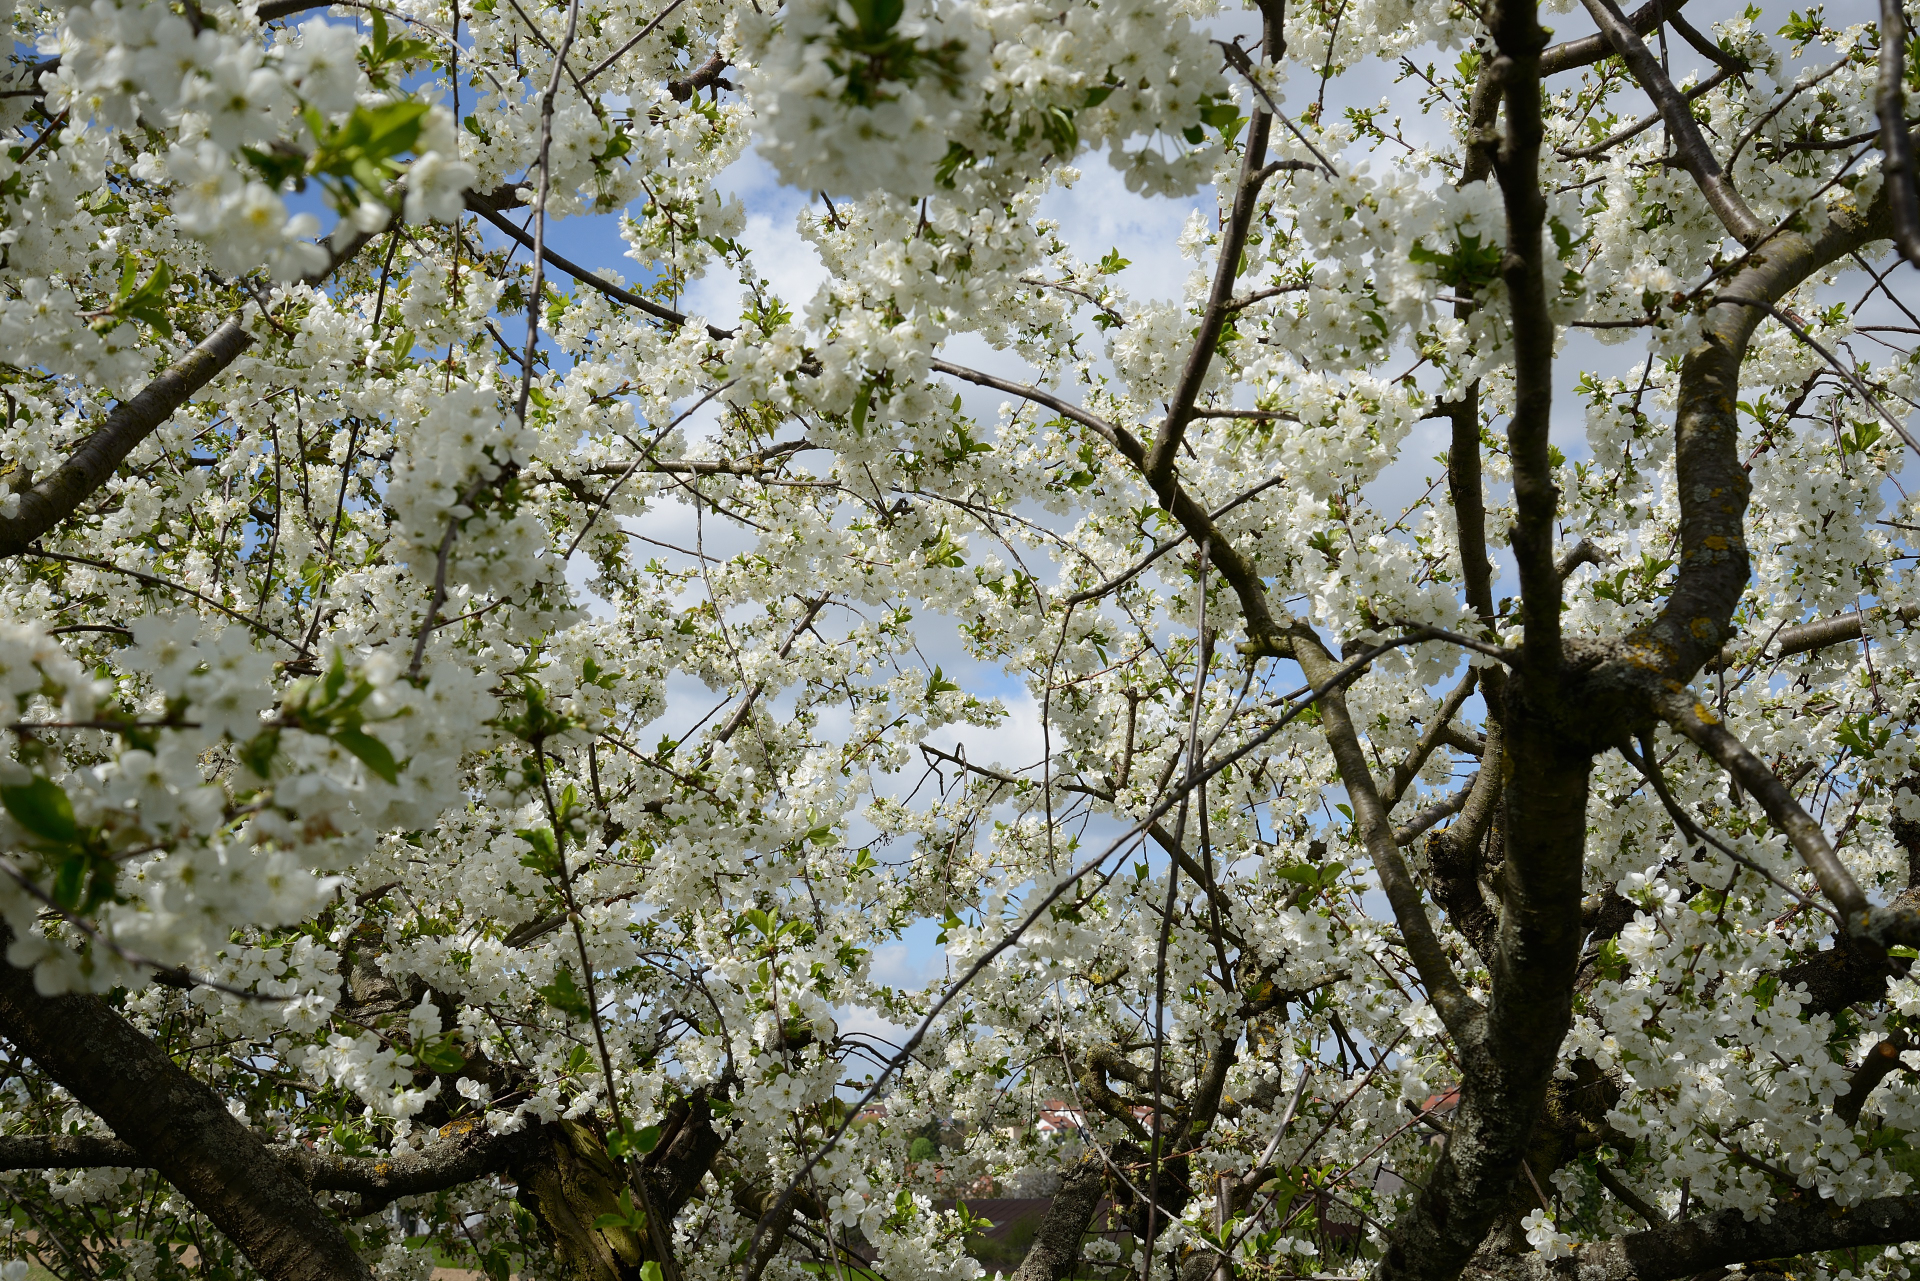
[[0, 3, 1917, 1281]]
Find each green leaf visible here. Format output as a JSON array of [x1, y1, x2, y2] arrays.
[[359, 100, 432, 160], [1196, 101, 1238, 130], [537, 967, 593, 1019], [2, 776, 78, 844], [517, 827, 561, 876], [592, 1190, 645, 1231], [332, 727, 399, 784], [416, 1037, 467, 1074], [92, 256, 175, 336], [241, 727, 282, 780], [51, 855, 87, 911], [1838, 714, 1891, 759], [850, 380, 873, 435], [607, 1122, 660, 1160], [934, 141, 976, 188], [241, 142, 310, 192]]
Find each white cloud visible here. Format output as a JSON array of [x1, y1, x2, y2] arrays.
[[684, 152, 826, 329]]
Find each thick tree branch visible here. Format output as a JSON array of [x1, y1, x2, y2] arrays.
[[1655, 692, 1920, 953], [1009, 1152, 1106, 1281], [1593, 1162, 1665, 1227], [1836, 1037, 1909, 1125], [643, 1088, 728, 1218], [296, 1122, 546, 1216], [1538, 0, 1692, 76], [1375, 10, 1602, 1281], [0, 226, 377, 560], [1292, 634, 1482, 1043], [1880, 0, 1920, 264], [0, 1134, 141, 1168], [1489, 0, 1563, 677], [666, 50, 731, 100], [1475, 1193, 1920, 1281], [1422, 712, 1505, 967], [1575, 0, 1767, 244], [1146, 110, 1275, 485], [0, 928, 375, 1281], [1444, 389, 1497, 627], [1708, 603, 1920, 671], [0, 1122, 548, 1218], [0, 318, 252, 556], [1623, 174, 1893, 689], [1658, 689, 1865, 919]]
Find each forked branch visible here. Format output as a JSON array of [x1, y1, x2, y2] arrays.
[[1575, 0, 1768, 244]]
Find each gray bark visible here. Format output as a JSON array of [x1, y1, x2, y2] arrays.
[[1010, 1153, 1107, 1281]]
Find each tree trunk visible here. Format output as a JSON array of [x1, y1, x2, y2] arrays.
[[0, 933, 375, 1281]]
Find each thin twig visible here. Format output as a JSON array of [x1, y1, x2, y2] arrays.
[[25, 549, 299, 647], [1717, 296, 1920, 456], [580, 0, 690, 83]]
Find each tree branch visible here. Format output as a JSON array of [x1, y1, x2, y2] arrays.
[[0, 1134, 141, 1168], [466, 199, 735, 341], [1009, 1152, 1106, 1281], [1293, 634, 1483, 1044], [1538, 0, 1692, 76], [1836, 1037, 1909, 1125], [1395, 782, 1473, 846], [1444, 389, 1496, 628], [1556, 65, 1741, 160], [0, 319, 253, 556], [0, 1121, 547, 1218], [1594, 1162, 1666, 1227], [1146, 110, 1275, 486], [1707, 603, 1920, 671], [1658, 689, 1868, 920], [1624, 168, 1892, 688], [1490, 0, 1564, 677], [1385, 670, 1479, 807], [929, 357, 1296, 656], [1575, 0, 1767, 244], [0, 924, 375, 1281], [0, 224, 379, 560], [1475, 1193, 1920, 1281], [1879, 0, 1920, 264]]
